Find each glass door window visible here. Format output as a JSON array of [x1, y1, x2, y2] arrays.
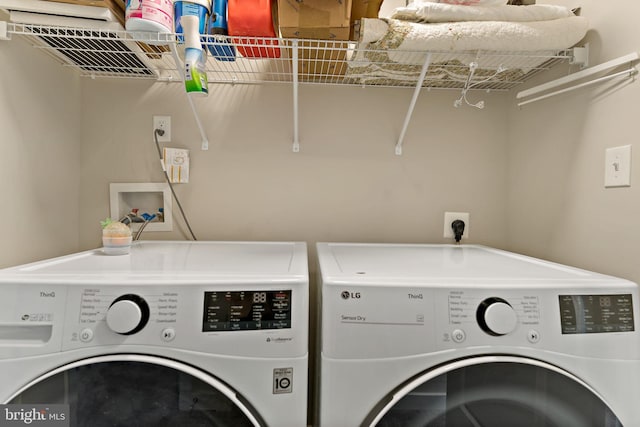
[[9, 356, 261, 427], [370, 357, 622, 427]]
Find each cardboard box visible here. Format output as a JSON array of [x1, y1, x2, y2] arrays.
[[288, 39, 350, 80], [40, 0, 125, 25], [278, 0, 352, 41], [278, 0, 352, 78], [349, 0, 382, 40]]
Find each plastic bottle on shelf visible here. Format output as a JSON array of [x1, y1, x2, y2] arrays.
[[174, 0, 212, 36], [208, 0, 236, 61], [125, 0, 174, 36], [181, 15, 209, 96]]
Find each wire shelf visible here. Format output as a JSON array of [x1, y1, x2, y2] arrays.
[[7, 22, 573, 91]]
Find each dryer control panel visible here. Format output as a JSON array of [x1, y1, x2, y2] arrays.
[[559, 294, 634, 334], [321, 282, 640, 361]]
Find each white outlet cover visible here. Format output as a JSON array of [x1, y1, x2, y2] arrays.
[[444, 212, 470, 239], [153, 115, 171, 143], [605, 145, 631, 188]]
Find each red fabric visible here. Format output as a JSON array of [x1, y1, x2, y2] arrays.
[[227, 0, 280, 58]]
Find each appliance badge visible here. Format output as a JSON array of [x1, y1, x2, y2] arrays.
[[40, 291, 56, 298], [265, 337, 293, 343], [341, 291, 361, 300]]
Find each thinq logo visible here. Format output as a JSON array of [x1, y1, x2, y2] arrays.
[[0, 405, 68, 427]]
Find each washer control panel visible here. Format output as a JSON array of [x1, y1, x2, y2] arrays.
[[202, 290, 292, 332], [59, 284, 306, 358], [79, 288, 177, 331]]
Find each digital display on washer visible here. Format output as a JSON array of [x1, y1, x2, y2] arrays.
[[202, 290, 292, 332], [559, 294, 634, 334]]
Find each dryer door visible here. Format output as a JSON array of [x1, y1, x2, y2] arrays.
[[365, 356, 622, 427], [6, 354, 264, 427]]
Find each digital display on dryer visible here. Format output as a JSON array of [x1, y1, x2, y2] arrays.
[[202, 290, 292, 332], [559, 294, 634, 334]]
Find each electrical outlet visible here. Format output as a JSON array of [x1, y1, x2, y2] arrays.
[[153, 115, 171, 143], [443, 212, 470, 240]]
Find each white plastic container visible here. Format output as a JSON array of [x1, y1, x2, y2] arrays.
[[101, 220, 132, 255], [174, 0, 211, 36], [102, 236, 133, 255], [180, 14, 208, 96], [125, 0, 174, 35]]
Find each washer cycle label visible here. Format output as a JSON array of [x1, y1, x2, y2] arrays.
[[273, 368, 293, 394]]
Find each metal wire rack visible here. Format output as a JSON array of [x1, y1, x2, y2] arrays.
[[2, 21, 581, 155], [5, 22, 573, 91]]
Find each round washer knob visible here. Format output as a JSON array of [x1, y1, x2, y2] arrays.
[[106, 294, 150, 335], [477, 297, 518, 336]]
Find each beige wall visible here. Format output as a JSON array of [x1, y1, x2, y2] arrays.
[[507, 0, 640, 284], [1, 2, 636, 285], [0, 31, 81, 267], [3, 4, 639, 423], [78, 81, 510, 256]]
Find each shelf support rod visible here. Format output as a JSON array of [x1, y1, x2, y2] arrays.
[[292, 40, 300, 153], [516, 51, 639, 100], [395, 53, 432, 156], [517, 67, 638, 108], [170, 43, 210, 150]]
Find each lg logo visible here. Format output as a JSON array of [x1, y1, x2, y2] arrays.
[[341, 291, 361, 300]]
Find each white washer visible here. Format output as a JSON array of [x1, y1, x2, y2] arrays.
[[316, 243, 640, 427], [0, 241, 308, 427]]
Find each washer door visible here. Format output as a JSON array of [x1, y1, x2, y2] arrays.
[[365, 356, 622, 427], [7, 354, 264, 427]]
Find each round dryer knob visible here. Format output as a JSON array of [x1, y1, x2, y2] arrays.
[[477, 297, 518, 336], [106, 294, 150, 335]]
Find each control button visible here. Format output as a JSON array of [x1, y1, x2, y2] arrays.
[[527, 329, 541, 343], [80, 328, 94, 343], [105, 294, 150, 335], [161, 328, 176, 342], [452, 329, 466, 343], [477, 297, 518, 336]]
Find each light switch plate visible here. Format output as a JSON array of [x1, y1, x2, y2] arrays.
[[605, 145, 632, 188]]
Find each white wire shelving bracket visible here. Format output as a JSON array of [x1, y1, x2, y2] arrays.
[[0, 21, 9, 40], [396, 53, 432, 156], [3, 22, 578, 154], [516, 51, 639, 107], [291, 39, 300, 153]]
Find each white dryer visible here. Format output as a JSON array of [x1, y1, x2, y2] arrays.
[[316, 243, 640, 427], [0, 241, 308, 427]]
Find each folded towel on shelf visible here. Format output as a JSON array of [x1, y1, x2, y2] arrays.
[[392, 3, 574, 23], [346, 16, 588, 87], [358, 16, 588, 52]]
